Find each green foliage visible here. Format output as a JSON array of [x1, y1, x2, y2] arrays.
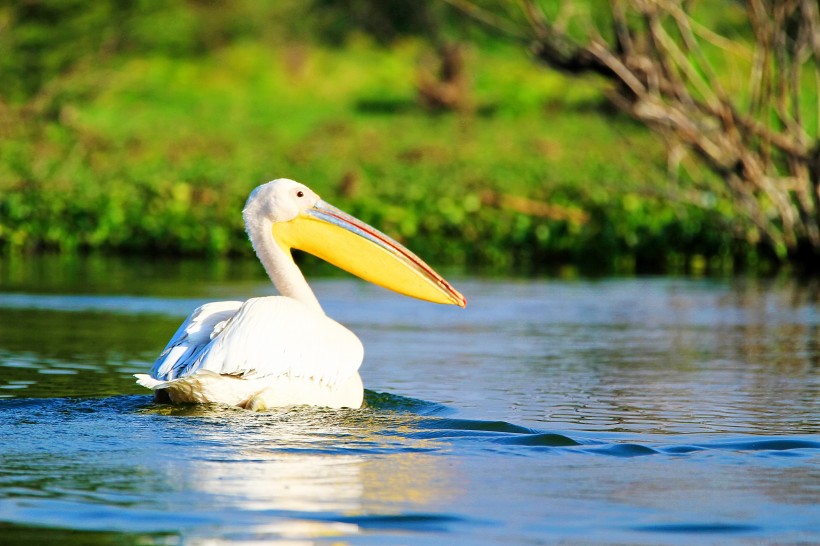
[[0, 1, 753, 273], [0, 0, 305, 101]]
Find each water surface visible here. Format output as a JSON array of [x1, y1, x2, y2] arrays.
[[0, 256, 818, 544]]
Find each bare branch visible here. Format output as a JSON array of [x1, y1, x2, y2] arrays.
[[675, 8, 754, 61], [747, 0, 773, 123], [442, 0, 528, 40], [586, 40, 646, 96], [453, 0, 820, 261], [646, 9, 720, 108], [661, 0, 730, 104], [610, 0, 635, 57]]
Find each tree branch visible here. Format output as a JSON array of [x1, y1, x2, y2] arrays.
[[456, 0, 820, 261]]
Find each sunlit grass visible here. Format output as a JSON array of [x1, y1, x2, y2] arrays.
[[1, 39, 736, 272]]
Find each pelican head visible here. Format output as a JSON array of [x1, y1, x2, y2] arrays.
[[243, 178, 466, 308]]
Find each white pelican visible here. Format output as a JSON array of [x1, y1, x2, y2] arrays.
[[135, 178, 465, 410]]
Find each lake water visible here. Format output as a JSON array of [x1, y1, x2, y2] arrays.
[[0, 256, 818, 544]]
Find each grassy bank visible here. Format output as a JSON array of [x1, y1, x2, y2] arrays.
[[1, 24, 743, 273]]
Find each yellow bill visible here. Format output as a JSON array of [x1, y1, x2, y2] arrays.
[[272, 200, 466, 307]]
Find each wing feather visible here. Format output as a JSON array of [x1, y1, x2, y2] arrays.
[[150, 301, 243, 381], [148, 297, 363, 387]]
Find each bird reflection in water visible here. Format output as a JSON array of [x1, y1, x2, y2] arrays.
[[147, 403, 462, 541]]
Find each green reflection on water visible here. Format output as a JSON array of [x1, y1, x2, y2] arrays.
[[0, 523, 174, 546], [0, 253, 265, 296], [0, 307, 177, 398]]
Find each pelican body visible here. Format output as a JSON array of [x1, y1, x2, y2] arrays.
[[135, 179, 465, 410]]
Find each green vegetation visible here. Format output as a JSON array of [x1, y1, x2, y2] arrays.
[[0, 2, 758, 274]]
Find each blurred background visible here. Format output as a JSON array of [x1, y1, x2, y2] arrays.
[[1, 0, 817, 275]]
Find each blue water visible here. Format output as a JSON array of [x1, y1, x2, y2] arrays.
[[0, 257, 818, 544]]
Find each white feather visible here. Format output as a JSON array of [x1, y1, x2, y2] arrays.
[[151, 301, 243, 381], [135, 178, 462, 410], [135, 296, 364, 408]]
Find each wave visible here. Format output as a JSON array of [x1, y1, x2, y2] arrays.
[[2, 392, 817, 460]]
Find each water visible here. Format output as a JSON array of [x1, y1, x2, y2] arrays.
[[0, 256, 818, 544]]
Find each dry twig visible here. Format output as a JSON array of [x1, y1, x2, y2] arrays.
[[452, 0, 820, 262]]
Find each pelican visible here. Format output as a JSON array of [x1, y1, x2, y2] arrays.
[[135, 178, 465, 410]]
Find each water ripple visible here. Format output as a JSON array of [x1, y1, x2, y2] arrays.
[[2, 394, 817, 462], [633, 522, 761, 535], [2, 276, 820, 543], [0, 293, 203, 317]]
